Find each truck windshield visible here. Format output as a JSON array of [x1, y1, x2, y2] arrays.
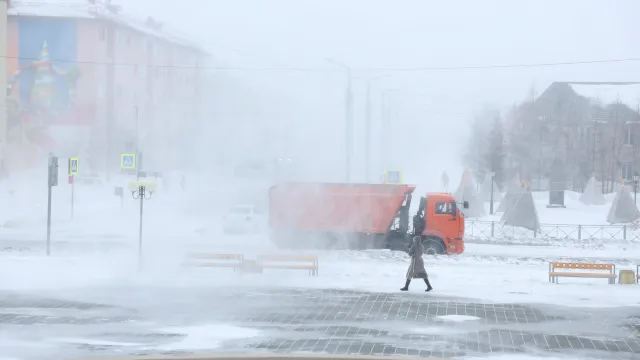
[[435, 201, 456, 215]]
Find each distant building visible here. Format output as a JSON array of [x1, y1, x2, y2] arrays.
[[4, 0, 208, 175], [507, 82, 640, 192]]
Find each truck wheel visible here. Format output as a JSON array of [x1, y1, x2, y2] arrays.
[[422, 237, 445, 255]]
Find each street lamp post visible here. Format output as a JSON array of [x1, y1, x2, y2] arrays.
[[364, 75, 392, 182], [380, 89, 397, 173], [131, 183, 153, 267], [326, 58, 353, 183], [634, 175, 639, 204], [490, 172, 497, 215]]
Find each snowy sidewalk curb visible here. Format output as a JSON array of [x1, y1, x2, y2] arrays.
[[74, 354, 448, 360]]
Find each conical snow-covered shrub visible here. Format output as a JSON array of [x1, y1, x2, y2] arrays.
[[607, 185, 640, 223], [579, 176, 606, 206], [453, 170, 485, 217], [501, 185, 540, 232]]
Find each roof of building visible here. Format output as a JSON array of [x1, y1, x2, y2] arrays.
[[517, 82, 640, 127], [8, 0, 208, 54], [569, 82, 640, 110]]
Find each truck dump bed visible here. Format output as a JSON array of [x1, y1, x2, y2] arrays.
[[269, 183, 416, 234]]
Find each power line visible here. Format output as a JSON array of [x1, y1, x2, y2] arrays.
[[5, 55, 640, 72]]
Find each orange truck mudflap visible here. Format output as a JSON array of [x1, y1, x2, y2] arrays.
[[446, 238, 465, 255]]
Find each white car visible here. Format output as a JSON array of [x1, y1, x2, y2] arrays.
[[223, 204, 266, 234]]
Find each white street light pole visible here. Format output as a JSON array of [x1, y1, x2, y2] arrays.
[[326, 58, 353, 183], [380, 88, 397, 174], [490, 171, 496, 215], [364, 75, 392, 182]]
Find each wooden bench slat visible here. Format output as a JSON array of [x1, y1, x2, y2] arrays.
[[261, 265, 317, 270], [549, 272, 616, 278], [551, 263, 613, 270], [191, 263, 242, 268], [549, 261, 616, 284], [258, 255, 318, 276], [187, 254, 243, 260], [259, 256, 318, 262]]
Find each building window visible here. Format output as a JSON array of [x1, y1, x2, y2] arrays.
[[625, 126, 635, 146]]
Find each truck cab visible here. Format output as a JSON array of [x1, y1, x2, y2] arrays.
[[413, 193, 466, 255]]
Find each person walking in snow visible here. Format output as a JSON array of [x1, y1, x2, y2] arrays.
[[400, 236, 433, 292]]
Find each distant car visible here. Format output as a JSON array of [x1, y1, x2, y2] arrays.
[[223, 204, 266, 234]]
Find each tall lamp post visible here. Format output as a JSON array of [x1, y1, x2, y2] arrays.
[[490, 171, 496, 215], [380, 88, 398, 174], [326, 58, 353, 182], [363, 75, 392, 182], [634, 174, 639, 204], [131, 182, 154, 267]]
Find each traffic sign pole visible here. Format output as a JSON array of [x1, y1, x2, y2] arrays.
[[71, 178, 75, 219], [47, 154, 59, 256], [68, 158, 78, 219]]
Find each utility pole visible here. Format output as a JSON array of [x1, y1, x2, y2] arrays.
[[131, 184, 154, 268], [105, 20, 115, 181], [490, 171, 495, 215], [365, 81, 372, 182], [47, 154, 59, 256], [135, 106, 141, 181], [326, 58, 353, 183], [346, 68, 353, 183], [381, 89, 397, 173], [364, 75, 392, 183]]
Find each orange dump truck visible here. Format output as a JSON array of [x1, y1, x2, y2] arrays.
[[268, 183, 466, 255]]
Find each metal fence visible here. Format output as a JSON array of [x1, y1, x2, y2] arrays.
[[465, 220, 640, 242]]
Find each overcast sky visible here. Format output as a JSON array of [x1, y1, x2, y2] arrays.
[[124, 0, 640, 188]]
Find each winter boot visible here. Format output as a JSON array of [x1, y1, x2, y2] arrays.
[[400, 279, 411, 291], [424, 278, 433, 292]]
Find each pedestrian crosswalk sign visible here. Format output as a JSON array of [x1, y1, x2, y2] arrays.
[[385, 168, 402, 184], [69, 157, 79, 175], [121, 154, 136, 169]]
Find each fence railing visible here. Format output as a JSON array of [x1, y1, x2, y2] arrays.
[[465, 220, 640, 242]]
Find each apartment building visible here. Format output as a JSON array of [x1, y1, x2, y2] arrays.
[[4, 0, 208, 175]]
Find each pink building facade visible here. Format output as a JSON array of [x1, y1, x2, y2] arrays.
[[6, 1, 207, 175]]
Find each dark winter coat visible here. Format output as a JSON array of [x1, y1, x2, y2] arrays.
[[406, 236, 428, 279], [413, 214, 425, 235]]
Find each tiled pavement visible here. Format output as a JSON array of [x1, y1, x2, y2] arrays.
[[0, 288, 639, 359]]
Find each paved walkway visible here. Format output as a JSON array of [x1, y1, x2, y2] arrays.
[[1, 287, 639, 359]]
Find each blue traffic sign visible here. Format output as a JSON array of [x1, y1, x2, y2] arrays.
[[121, 154, 136, 169], [69, 157, 79, 175], [385, 168, 402, 184]]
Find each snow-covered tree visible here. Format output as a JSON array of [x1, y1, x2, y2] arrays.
[[463, 107, 499, 184], [485, 116, 506, 188]]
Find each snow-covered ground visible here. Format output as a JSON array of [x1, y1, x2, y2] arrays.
[[1, 174, 639, 308], [1, 174, 639, 359]]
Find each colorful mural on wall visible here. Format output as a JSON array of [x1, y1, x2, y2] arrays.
[[5, 17, 90, 171]]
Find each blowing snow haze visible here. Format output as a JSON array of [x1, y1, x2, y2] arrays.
[[121, 0, 640, 190], [4, 1, 640, 359]]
